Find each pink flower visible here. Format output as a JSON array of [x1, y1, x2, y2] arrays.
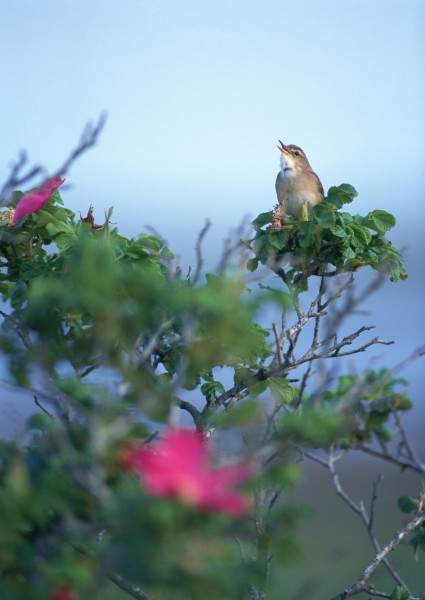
[[121, 428, 252, 516], [13, 177, 65, 223], [49, 586, 78, 600]]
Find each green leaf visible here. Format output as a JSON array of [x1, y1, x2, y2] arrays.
[[314, 204, 336, 228], [45, 219, 81, 249], [234, 367, 255, 385], [268, 230, 288, 250], [160, 246, 175, 260], [364, 210, 396, 233], [247, 257, 259, 272], [341, 244, 356, 260], [347, 223, 372, 247], [329, 225, 347, 238], [298, 221, 315, 248], [139, 233, 163, 253], [252, 211, 272, 230], [325, 184, 358, 208], [249, 379, 269, 399], [268, 377, 296, 405], [390, 586, 410, 600], [50, 189, 64, 205], [398, 495, 419, 514], [210, 400, 262, 428]]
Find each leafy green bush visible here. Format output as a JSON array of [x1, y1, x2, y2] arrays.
[[0, 170, 422, 600]]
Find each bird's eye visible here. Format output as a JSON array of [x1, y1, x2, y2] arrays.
[[293, 151, 300, 156]]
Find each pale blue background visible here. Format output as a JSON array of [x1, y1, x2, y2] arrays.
[[0, 0, 424, 435]]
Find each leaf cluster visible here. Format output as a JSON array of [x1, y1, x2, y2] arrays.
[[248, 184, 406, 288]]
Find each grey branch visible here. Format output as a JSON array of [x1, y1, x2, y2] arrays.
[[305, 450, 424, 600], [329, 495, 425, 599], [108, 571, 152, 600], [0, 113, 107, 204]]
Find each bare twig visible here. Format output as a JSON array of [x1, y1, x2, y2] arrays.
[[304, 448, 420, 599], [0, 113, 107, 203], [355, 445, 425, 474], [191, 219, 211, 284], [0, 309, 32, 350], [108, 571, 152, 600], [272, 323, 282, 366], [330, 494, 425, 599], [34, 396, 53, 418], [132, 318, 174, 366]]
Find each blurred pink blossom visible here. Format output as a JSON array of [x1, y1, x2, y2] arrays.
[[13, 177, 65, 223], [121, 428, 252, 516], [49, 586, 78, 600]]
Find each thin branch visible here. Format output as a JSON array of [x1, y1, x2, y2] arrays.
[[330, 495, 425, 599], [0, 309, 33, 350], [393, 411, 425, 470], [191, 219, 211, 284], [355, 445, 425, 474], [0, 151, 44, 205], [53, 112, 108, 177], [178, 399, 202, 427], [306, 448, 417, 598], [272, 322, 282, 366], [133, 318, 174, 366], [34, 396, 54, 418], [0, 113, 107, 203], [108, 571, 152, 600]]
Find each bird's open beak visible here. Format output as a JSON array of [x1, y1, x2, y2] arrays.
[[277, 140, 290, 155]]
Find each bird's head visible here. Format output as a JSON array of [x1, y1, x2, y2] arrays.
[[277, 141, 312, 173]]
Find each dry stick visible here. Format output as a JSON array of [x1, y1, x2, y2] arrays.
[[133, 318, 174, 366], [330, 497, 425, 600], [34, 396, 54, 419], [272, 322, 283, 366], [214, 322, 389, 410], [191, 219, 211, 284], [54, 112, 108, 177], [325, 450, 410, 590], [0, 309, 32, 350], [0, 113, 107, 203], [355, 445, 424, 474], [304, 450, 418, 600], [0, 152, 44, 205], [108, 571, 152, 600], [393, 411, 425, 471]]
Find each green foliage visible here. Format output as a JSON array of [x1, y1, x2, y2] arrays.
[[0, 178, 418, 600], [390, 587, 411, 600], [312, 370, 413, 447], [248, 184, 406, 287]]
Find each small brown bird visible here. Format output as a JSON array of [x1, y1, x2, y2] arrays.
[[275, 141, 324, 220]]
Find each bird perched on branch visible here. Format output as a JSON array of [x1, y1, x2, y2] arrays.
[[275, 141, 324, 220]]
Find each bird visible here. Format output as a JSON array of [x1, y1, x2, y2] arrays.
[[275, 141, 324, 220]]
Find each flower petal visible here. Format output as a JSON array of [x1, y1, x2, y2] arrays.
[[13, 177, 65, 223]]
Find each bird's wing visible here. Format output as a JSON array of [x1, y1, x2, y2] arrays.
[[310, 170, 325, 198], [275, 172, 287, 208]]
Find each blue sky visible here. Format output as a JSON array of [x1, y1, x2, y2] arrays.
[[0, 0, 424, 433]]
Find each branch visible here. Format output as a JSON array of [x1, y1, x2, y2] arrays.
[[355, 444, 425, 474], [0, 113, 107, 204], [304, 450, 424, 600], [108, 571, 152, 600], [191, 219, 211, 284], [0, 309, 33, 350], [326, 450, 409, 590], [330, 494, 425, 599], [54, 112, 107, 178]]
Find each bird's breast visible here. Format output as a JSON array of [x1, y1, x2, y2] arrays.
[[276, 171, 321, 218]]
